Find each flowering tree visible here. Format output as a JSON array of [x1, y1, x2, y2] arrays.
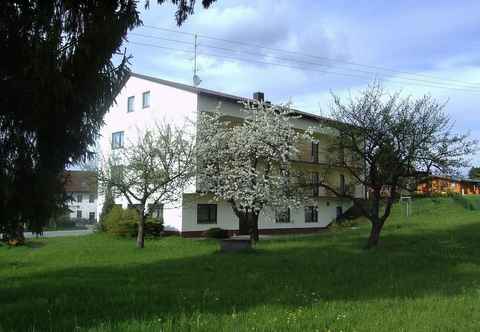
[[197, 101, 312, 243], [98, 122, 195, 248]]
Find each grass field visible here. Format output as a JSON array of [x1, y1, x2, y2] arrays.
[[1, 197, 480, 331]]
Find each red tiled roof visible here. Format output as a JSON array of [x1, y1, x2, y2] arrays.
[[64, 171, 97, 193]]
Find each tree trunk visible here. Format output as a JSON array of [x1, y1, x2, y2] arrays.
[[249, 212, 259, 245], [3, 223, 25, 246], [136, 205, 146, 249], [366, 221, 384, 249]]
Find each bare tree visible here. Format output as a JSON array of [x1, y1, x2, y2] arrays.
[[98, 122, 195, 248], [316, 83, 476, 248]]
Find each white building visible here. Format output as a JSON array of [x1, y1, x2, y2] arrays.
[[65, 170, 97, 222], [97, 73, 364, 236]]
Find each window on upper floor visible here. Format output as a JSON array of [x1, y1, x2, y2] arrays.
[[197, 204, 217, 224], [275, 207, 290, 223], [142, 91, 150, 108], [76, 210, 82, 219], [340, 174, 346, 194], [127, 96, 135, 113], [89, 194, 95, 203], [77, 193, 83, 203], [112, 131, 124, 149], [305, 206, 318, 223], [311, 141, 319, 162]]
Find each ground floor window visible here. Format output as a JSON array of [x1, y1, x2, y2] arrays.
[[89, 212, 95, 222], [76, 210, 82, 219], [127, 204, 143, 213], [197, 204, 217, 224], [148, 203, 164, 222], [305, 206, 318, 223], [275, 207, 291, 223]]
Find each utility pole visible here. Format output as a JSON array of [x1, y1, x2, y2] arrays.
[[193, 34, 201, 87]]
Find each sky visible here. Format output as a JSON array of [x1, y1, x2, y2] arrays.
[[124, 0, 480, 168]]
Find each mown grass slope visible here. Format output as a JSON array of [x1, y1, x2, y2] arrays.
[[1, 197, 480, 331]]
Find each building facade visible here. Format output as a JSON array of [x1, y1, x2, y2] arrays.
[[65, 171, 98, 222], [97, 73, 365, 236], [417, 175, 480, 195]]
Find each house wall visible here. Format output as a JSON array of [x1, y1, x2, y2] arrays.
[[182, 193, 352, 235], [67, 192, 97, 221], [98, 76, 364, 235], [178, 94, 359, 235], [197, 93, 365, 200], [416, 177, 480, 195], [97, 76, 198, 231]]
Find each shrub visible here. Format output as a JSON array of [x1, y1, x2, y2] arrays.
[[104, 206, 164, 237], [104, 206, 138, 237], [203, 227, 230, 239], [144, 217, 164, 238], [48, 215, 76, 230], [98, 186, 115, 231]]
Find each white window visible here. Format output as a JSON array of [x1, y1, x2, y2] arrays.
[[127, 96, 135, 112], [142, 91, 150, 108], [112, 131, 124, 149]]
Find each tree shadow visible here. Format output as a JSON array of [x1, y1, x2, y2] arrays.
[[2, 221, 480, 331]]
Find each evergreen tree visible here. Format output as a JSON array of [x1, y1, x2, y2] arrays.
[[0, 0, 216, 242], [99, 186, 115, 231], [468, 167, 480, 179]]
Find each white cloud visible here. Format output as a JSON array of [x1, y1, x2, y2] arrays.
[[126, 0, 480, 165]]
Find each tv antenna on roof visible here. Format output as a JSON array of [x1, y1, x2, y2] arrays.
[[193, 34, 202, 87]]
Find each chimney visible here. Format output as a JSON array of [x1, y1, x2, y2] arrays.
[[253, 92, 264, 102]]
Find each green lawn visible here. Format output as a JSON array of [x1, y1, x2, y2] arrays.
[[1, 198, 480, 332]]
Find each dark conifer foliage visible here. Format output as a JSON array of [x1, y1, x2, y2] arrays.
[[0, 0, 216, 242]]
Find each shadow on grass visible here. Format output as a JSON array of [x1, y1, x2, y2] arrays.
[[2, 220, 480, 331]]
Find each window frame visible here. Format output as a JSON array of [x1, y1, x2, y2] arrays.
[[305, 206, 318, 223], [142, 91, 150, 108], [111, 131, 124, 149], [311, 141, 319, 163], [77, 193, 83, 203], [197, 204, 217, 224], [89, 212, 95, 222], [275, 207, 291, 223], [127, 96, 135, 113], [89, 194, 95, 203]]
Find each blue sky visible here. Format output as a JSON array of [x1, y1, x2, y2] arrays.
[[124, 0, 480, 167]]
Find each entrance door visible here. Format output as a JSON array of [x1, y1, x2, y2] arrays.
[[239, 215, 250, 235]]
